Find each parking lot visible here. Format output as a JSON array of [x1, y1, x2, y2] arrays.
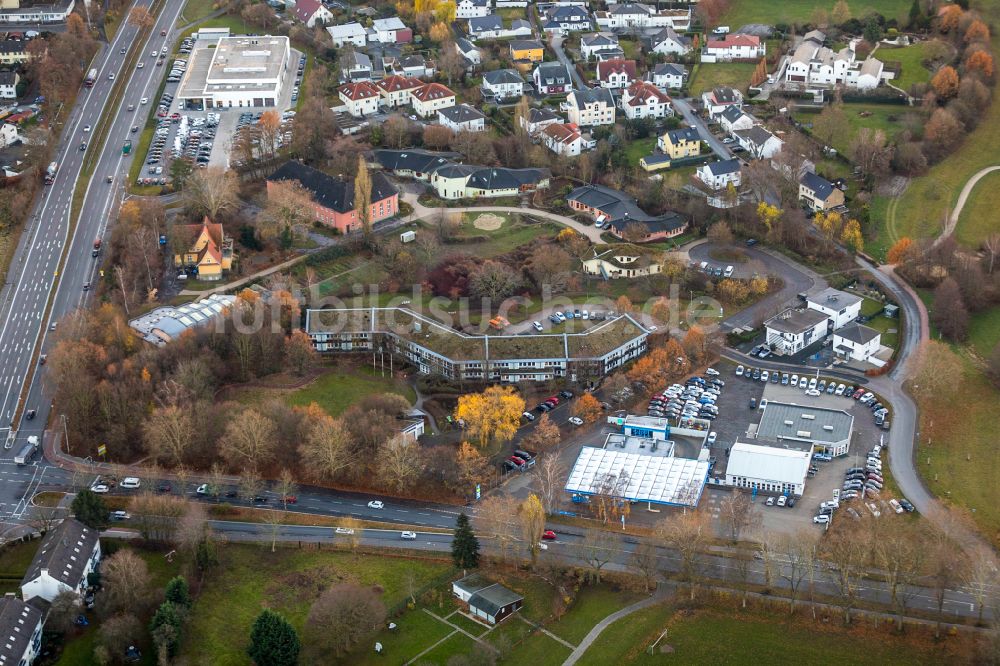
[[133, 37, 304, 186]]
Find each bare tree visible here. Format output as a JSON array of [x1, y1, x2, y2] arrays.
[[27, 502, 65, 533], [657, 511, 711, 600], [776, 531, 816, 612], [520, 494, 546, 566], [581, 528, 617, 584], [260, 179, 315, 241], [375, 434, 423, 493], [100, 549, 152, 616], [174, 500, 209, 556], [965, 545, 999, 626], [239, 466, 264, 503], [143, 406, 194, 466], [475, 494, 520, 561], [871, 518, 927, 631], [298, 413, 353, 483], [220, 409, 278, 471], [337, 517, 362, 551], [304, 584, 386, 659], [181, 167, 239, 220], [533, 454, 566, 515], [983, 232, 1000, 274], [825, 527, 870, 625], [129, 492, 186, 543], [276, 469, 298, 510], [263, 509, 286, 553], [47, 590, 81, 633], [631, 541, 660, 592], [718, 492, 758, 543]]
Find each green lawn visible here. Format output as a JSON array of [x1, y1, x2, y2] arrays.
[[880, 41, 936, 91], [505, 629, 573, 665], [433, 216, 563, 258], [178, 15, 251, 40], [284, 366, 416, 416], [864, 314, 899, 348], [576, 601, 675, 666], [412, 631, 477, 664], [687, 63, 757, 97], [547, 585, 643, 645], [809, 103, 911, 158], [624, 136, 658, 165], [180, 546, 451, 664], [721, 0, 911, 27], [178, 0, 217, 25], [352, 609, 454, 666], [860, 296, 884, 317], [955, 170, 1000, 248], [0, 540, 39, 576], [967, 305, 1000, 359]]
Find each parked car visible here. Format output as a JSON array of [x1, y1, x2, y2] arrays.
[[542, 530, 557, 540], [522, 411, 535, 421], [813, 515, 830, 524], [735, 365, 744, 376], [568, 416, 584, 426]]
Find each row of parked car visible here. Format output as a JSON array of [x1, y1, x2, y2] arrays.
[[527, 389, 574, 417], [166, 47, 190, 83], [647, 370, 724, 423], [503, 447, 538, 472], [546, 309, 610, 326]]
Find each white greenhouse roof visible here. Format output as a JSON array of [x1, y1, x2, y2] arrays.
[[726, 442, 811, 485], [564, 446, 709, 507]]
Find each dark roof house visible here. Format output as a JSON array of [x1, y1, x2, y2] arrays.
[[452, 574, 524, 625], [266, 161, 398, 213], [567, 184, 688, 240], [0, 596, 43, 666], [20, 518, 101, 603]]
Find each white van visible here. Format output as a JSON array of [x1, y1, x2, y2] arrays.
[[120, 477, 141, 489], [699, 261, 708, 271], [724, 265, 734, 277]]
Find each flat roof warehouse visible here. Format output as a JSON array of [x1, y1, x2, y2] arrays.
[[178, 34, 291, 107]]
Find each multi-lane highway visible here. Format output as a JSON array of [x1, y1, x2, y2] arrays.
[[0, 0, 186, 525]]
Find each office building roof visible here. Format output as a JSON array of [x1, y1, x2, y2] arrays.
[[727, 442, 811, 484], [756, 401, 854, 445]]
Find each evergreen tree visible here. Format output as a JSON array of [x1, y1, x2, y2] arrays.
[[196, 540, 218, 573], [451, 512, 480, 571], [70, 489, 107, 529], [908, 0, 921, 27], [164, 576, 191, 609], [248, 609, 300, 666], [149, 601, 183, 657]]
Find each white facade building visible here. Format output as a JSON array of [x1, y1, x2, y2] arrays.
[[764, 307, 830, 356], [726, 443, 811, 496], [807, 287, 862, 331], [620, 81, 672, 119], [650, 63, 687, 89], [456, 0, 491, 19], [327, 22, 367, 47], [177, 35, 291, 108], [0, 597, 43, 666], [562, 87, 616, 127], [701, 34, 765, 62], [20, 519, 101, 603], [832, 323, 882, 363], [696, 158, 742, 190], [438, 104, 487, 133]]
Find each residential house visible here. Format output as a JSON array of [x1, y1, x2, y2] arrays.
[[806, 287, 862, 331], [799, 171, 845, 212], [520, 106, 562, 134], [376, 74, 424, 108], [510, 39, 545, 63], [832, 323, 882, 363], [581, 243, 664, 278], [718, 104, 755, 133], [172, 217, 234, 280], [430, 164, 550, 199], [20, 518, 101, 604], [533, 61, 571, 95], [620, 80, 672, 119], [340, 50, 373, 82], [696, 158, 742, 190], [567, 184, 689, 242], [0, 122, 20, 148], [650, 62, 687, 89], [292, 0, 332, 27], [468, 14, 504, 39], [701, 33, 765, 62], [594, 4, 691, 30], [266, 161, 399, 234], [701, 86, 743, 118], [395, 54, 433, 78], [733, 126, 783, 159], [439, 104, 487, 133], [581, 33, 620, 60], [372, 17, 412, 44], [764, 307, 830, 355], [657, 126, 701, 158], [541, 122, 594, 156], [410, 82, 456, 118], [541, 5, 591, 34], [503, 19, 533, 39], [784, 38, 886, 91], [803, 29, 826, 45], [455, 38, 482, 69], [596, 58, 637, 89], [644, 26, 691, 55], [372, 148, 461, 181], [456, 0, 491, 19], [481, 69, 524, 102], [0, 39, 30, 66], [563, 87, 615, 127], [453, 575, 524, 625], [0, 71, 17, 99], [0, 596, 43, 666], [496, 0, 527, 6], [338, 81, 380, 117], [326, 22, 367, 47]]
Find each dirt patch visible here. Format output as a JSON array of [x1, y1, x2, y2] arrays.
[[472, 213, 505, 231], [266, 564, 355, 606]]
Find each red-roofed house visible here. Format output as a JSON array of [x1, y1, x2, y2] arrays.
[[620, 81, 673, 119], [339, 81, 380, 117], [293, 0, 333, 28], [173, 218, 234, 280], [376, 74, 424, 108], [541, 122, 594, 157], [702, 33, 765, 61], [596, 58, 637, 89], [410, 82, 456, 118]]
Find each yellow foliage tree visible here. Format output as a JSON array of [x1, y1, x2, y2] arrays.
[[749, 276, 769, 296], [520, 494, 546, 565], [456, 441, 489, 487], [840, 218, 864, 253], [455, 386, 525, 449], [429, 21, 450, 43], [717, 279, 750, 305], [572, 393, 603, 423], [756, 202, 782, 233], [813, 211, 844, 240], [557, 228, 577, 242]]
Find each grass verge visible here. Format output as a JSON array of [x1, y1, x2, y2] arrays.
[[721, 0, 910, 27]]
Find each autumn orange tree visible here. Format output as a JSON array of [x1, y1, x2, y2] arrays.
[[572, 394, 603, 423], [887, 237, 915, 264], [627, 339, 688, 390], [931, 65, 960, 99], [964, 19, 989, 44], [938, 4, 962, 32], [455, 386, 525, 450], [964, 50, 994, 79]]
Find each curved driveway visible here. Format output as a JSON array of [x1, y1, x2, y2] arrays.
[[935, 165, 1000, 247]]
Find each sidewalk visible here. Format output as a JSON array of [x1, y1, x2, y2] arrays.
[[563, 587, 672, 665]]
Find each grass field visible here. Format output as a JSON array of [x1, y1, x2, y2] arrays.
[[808, 103, 912, 158], [435, 216, 563, 258], [955, 170, 1000, 248], [180, 546, 451, 664], [880, 41, 936, 91], [721, 0, 911, 27], [967, 305, 1000, 358], [623, 136, 657, 165], [915, 341, 1000, 547], [687, 63, 756, 96], [178, 0, 216, 25], [547, 586, 642, 645]]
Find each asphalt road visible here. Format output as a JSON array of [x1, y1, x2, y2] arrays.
[[549, 35, 587, 90], [0, 0, 185, 523], [671, 97, 732, 160]]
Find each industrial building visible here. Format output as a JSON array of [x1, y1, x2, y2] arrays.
[[749, 400, 854, 457], [178, 35, 291, 108], [725, 442, 812, 496]]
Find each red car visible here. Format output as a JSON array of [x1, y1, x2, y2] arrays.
[[508, 456, 526, 467], [282, 495, 298, 504], [545, 396, 559, 405], [541, 530, 557, 540]]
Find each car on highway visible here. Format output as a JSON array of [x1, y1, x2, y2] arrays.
[[79, 142, 87, 151], [568, 416, 583, 426], [137, 62, 144, 69], [367, 500, 384, 509], [151, 50, 158, 57], [131, 125, 139, 133], [282, 496, 297, 504], [140, 97, 148, 105], [83, 282, 90, 290], [108, 73, 115, 80], [196, 484, 208, 495], [90, 484, 109, 493], [400, 531, 416, 540], [82, 124, 91, 132], [120, 47, 126, 54], [542, 530, 557, 540], [250, 496, 267, 504], [335, 527, 355, 535]]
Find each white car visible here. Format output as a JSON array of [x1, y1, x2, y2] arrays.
[[537, 542, 548, 550], [805, 389, 821, 397], [736, 365, 745, 376], [707, 431, 717, 445], [705, 368, 720, 376], [140, 97, 148, 105], [798, 376, 808, 389], [90, 484, 109, 494], [120, 477, 141, 489], [367, 500, 384, 509], [532, 321, 543, 332], [82, 125, 91, 132], [137, 62, 144, 69], [400, 531, 417, 540], [196, 484, 208, 495], [568, 416, 584, 426], [835, 383, 846, 396], [813, 515, 830, 524], [151, 50, 158, 57], [110, 510, 130, 520], [335, 527, 355, 535]]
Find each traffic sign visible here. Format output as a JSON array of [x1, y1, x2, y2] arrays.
[[97, 444, 106, 457]]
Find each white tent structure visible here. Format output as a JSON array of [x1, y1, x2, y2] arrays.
[[564, 446, 710, 507]]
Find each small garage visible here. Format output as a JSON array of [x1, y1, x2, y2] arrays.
[[452, 574, 524, 625]]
